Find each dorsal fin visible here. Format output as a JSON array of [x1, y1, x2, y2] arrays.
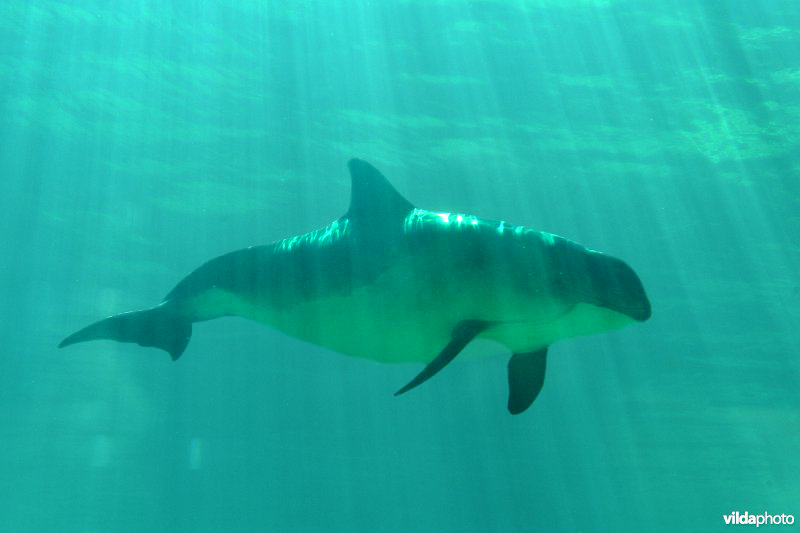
[[345, 159, 414, 221]]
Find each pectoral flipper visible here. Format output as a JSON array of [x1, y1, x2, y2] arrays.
[[395, 320, 491, 396], [507, 348, 548, 414]]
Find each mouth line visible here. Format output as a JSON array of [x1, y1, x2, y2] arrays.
[[593, 301, 651, 322]]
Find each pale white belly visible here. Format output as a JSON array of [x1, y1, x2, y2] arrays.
[[189, 278, 475, 363], [187, 264, 629, 363], [482, 303, 634, 353]]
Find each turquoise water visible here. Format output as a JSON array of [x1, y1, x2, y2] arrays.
[[1, 1, 798, 531]]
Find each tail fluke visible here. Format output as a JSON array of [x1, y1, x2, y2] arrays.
[[59, 303, 192, 361]]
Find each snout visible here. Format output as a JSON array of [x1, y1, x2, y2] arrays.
[[627, 298, 651, 322]]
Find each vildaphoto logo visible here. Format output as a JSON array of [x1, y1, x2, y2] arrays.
[[723, 511, 795, 527]]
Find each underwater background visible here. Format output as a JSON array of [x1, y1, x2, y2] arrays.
[[1, 1, 798, 531]]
